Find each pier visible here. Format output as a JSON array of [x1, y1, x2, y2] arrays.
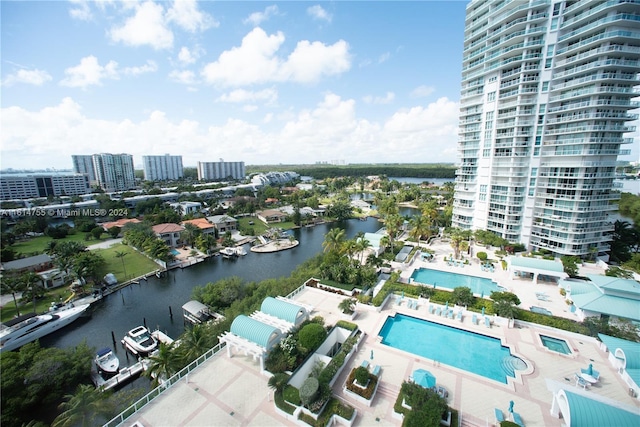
[[91, 360, 146, 391]]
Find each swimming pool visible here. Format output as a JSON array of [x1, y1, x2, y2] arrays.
[[170, 248, 180, 256], [379, 314, 526, 383], [410, 268, 502, 295], [540, 335, 571, 355]]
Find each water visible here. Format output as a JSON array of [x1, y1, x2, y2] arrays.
[[378, 313, 526, 383], [539, 335, 571, 354], [410, 268, 502, 295], [39, 219, 382, 356], [389, 177, 453, 186]]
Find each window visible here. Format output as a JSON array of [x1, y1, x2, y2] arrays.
[[539, 104, 546, 113], [551, 17, 559, 30], [529, 188, 535, 196], [486, 111, 494, 120], [488, 76, 497, 83], [546, 44, 555, 57], [545, 58, 553, 69], [480, 185, 487, 193], [479, 193, 487, 201], [552, 3, 561, 16], [487, 91, 496, 102], [535, 136, 541, 146], [529, 178, 536, 186], [534, 147, 540, 156], [485, 129, 493, 139], [483, 149, 491, 157], [531, 167, 538, 177], [542, 81, 549, 91]]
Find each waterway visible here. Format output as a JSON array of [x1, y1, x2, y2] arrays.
[[39, 218, 383, 380]]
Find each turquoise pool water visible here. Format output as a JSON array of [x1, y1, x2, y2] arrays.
[[410, 268, 502, 295], [170, 248, 180, 256], [379, 314, 526, 383], [540, 335, 571, 354]]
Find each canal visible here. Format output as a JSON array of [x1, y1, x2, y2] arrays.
[[39, 218, 383, 382]]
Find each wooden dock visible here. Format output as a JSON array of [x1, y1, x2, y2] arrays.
[[91, 361, 146, 391]]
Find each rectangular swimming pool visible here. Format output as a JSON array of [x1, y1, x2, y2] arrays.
[[170, 248, 180, 256], [410, 268, 502, 295], [379, 314, 526, 383], [540, 335, 571, 355]]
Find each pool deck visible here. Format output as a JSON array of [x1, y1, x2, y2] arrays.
[[123, 284, 639, 427]]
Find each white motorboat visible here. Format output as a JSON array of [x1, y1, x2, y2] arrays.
[[0, 304, 90, 353], [220, 247, 237, 258], [235, 246, 247, 256], [121, 326, 158, 355], [95, 347, 120, 374]]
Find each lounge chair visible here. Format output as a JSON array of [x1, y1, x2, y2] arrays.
[[372, 365, 381, 377], [484, 316, 491, 328], [512, 412, 524, 427], [396, 297, 402, 306], [472, 314, 478, 325], [428, 304, 434, 314], [361, 360, 370, 369], [413, 300, 418, 310], [448, 310, 454, 319], [495, 408, 505, 423], [411, 300, 417, 309], [456, 310, 463, 322], [435, 307, 442, 316]]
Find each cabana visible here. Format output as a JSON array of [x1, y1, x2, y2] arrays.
[[219, 315, 283, 372], [508, 256, 568, 284], [260, 296, 308, 327], [551, 389, 640, 426]]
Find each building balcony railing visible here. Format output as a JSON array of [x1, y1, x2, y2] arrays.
[[555, 44, 640, 67], [556, 30, 640, 55], [558, 14, 640, 43]]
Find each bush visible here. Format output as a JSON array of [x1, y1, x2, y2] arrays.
[[346, 367, 378, 400], [298, 323, 327, 353], [477, 251, 488, 261], [354, 366, 370, 386], [283, 385, 301, 406], [452, 287, 474, 306], [335, 320, 357, 331]]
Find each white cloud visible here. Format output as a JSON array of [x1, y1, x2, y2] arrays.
[[169, 69, 197, 85], [109, 1, 173, 50], [363, 92, 395, 105], [177, 46, 203, 65], [411, 85, 436, 98], [378, 52, 391, 64], [123, 60, 158, 76], [243, 105, 258, 112], [3, 69, 53, 86], [1, 96, 460, 169], [307, 5, 332, 23], [216, 88, 277, 105], [166, 0, 218, 32], [244, 5, 279, 26], [201, 27, 350, 86], [60, 56, 119, 89], [69, 0, 92, 21]]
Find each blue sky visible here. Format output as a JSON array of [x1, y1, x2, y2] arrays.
[[4, 1, 634, 171]]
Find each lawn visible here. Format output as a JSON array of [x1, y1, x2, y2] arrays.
[[1, 287, 71, 322], [94, 244, 161, 283], [12, 232, 110, 256]]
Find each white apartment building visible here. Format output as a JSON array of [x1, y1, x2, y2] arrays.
[[92, 153, 136, 192], [197, 160, 245, 181], [452, 0, 639, 259], [0, 172, 90, 200], [71, 155, 97, 186], [142, 154, 184, 181]]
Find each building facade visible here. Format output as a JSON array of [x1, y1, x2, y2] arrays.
[[197, 161, 245, 181], [0, 172, 90, 200], [72, 155, 97, 186], [91, 153, 136, 192], [142, 154, 184, 181], [452, 0, 639, 259]]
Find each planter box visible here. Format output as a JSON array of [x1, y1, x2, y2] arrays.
[[343, 379, 379, 407]]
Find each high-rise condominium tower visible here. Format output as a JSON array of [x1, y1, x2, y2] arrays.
[[452, 0, 639, 259], [142, 154, 184, 181], [91, 153, 136, 192]]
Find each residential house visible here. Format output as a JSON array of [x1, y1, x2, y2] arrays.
[[101, 218, 141, 233], [256, 209, 288, 224], [169, 201, 202, 216], [152, 223, 185, 247], [181, 218, 216, 236], [1, 254, 68, 289], [207, 215, 238, 234]]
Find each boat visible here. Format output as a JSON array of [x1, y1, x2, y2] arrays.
[[182, 300, 222, 325], [220, 247, 237, 258], [95, 347, 120, 374], [235, 246, 247, 256], [121, 326, 158, 355], [0, 304, 90, 353], [104, 273, 118, 286]]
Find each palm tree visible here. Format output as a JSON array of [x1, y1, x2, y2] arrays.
[[385, 214, 404, 254], [355, 236, 371, 265], [322, 228, 346, 254], [0, 273, 25, 316], [21, 271, 42, 313], [114, 250, 128, 280], [178, 323, 213, 364], [144, 341, 180, 387], [409, 215, 430, 243], [52, 384, 109, 427], [268, 372, 290, 395], [181, 223, 201, 248]]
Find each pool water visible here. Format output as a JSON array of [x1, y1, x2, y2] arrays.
[[170, 248, 180, 256], [379, 314, 526, 383], [540, 335, 571, 354], [410, 268, 501, 295]]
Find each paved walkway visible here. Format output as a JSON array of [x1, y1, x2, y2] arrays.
[[122, 283, 640, 427]]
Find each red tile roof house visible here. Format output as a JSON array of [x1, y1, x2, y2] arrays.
[[181, 218, 216, 236], [101, 218, 141, 232], [152, 223, 185, 247]]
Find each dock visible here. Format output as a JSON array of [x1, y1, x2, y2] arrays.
[[91, 361, 146, 391]]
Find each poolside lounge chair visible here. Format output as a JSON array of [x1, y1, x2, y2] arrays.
[[484, 316, 491, 328], [372, 365, 381, 377], [428, 304, 434, 314], [435, 307, 442, 316], [396, 297, 402, 306], [495, 409, 505, 424], [472, 314, 478, 325], [361, 360, 370, 369], [448, 309, 454, 319], [456, 310, 463, 322], [512, 412, 524, 427], [413, 300, 418, 310]]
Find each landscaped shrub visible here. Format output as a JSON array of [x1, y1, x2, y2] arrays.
[[354, 366, 370, 386], [394, 381, 447, 427], [298, 323, 327, 353], [335, 320, 357, 331], [318, 333, 359, 384], [283, 385, 301, 406], [346, 367, 378, 400], [298, 398, 355, 427], [477, 251, 488, 261], [299, 377, 319, 407], [452, 286, 474, 306]]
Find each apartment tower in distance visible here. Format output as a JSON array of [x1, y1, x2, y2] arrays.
[[73, 153, 136, 192], [142, 154, 184, 181], [452, 0, 639, 260], [197, 160, 245, 181]]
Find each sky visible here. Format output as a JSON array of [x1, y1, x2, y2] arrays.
[[1, 1, 637, 171]]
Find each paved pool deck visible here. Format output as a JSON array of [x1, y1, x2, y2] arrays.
[[123, 280, 639, 427]]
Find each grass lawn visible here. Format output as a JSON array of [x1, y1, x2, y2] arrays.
[[12, 232, 111, 256], [94, 244, 161, 283], [237, 217, 269, 235], [1, 287, 71, 323]]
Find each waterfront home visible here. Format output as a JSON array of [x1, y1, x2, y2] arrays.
[[256, 209, 287, 224], [101, 218, 141, 233], [152, 223, 185, 247], [1, 254, 69, 290], [169, 201, 202, 216], [207, 215, 238, 234], [181, 218, 216, 236]]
